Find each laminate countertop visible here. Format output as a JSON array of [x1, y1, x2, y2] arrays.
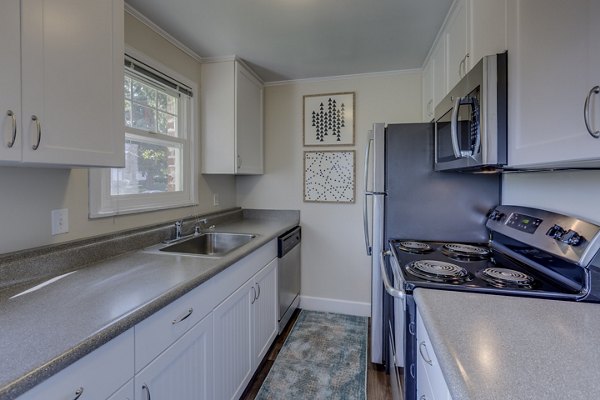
[[414, 288, 600, 400], [0, 211, 299, 400]]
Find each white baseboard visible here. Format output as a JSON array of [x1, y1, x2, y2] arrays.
[[299, 295, 371, 317]]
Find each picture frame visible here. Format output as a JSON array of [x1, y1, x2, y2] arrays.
[[304, 150, 355, 203], [303, 92, 355, 146]]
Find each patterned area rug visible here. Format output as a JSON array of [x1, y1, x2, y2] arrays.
[[256, 310, 368, 400]]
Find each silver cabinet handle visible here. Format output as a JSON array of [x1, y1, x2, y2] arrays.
[[6, 110, 16, 148], [73, 387, 84, 400], [31, 115, 41, 150], [172, 308, 193, 324], [380, 251, 404, 299], [584, 86, 600, 138], [420, 396, 427, 400], [237, 154, 242, 169], [256, 282, 261, 300], [419, 341, 433, 366], [251, 286, 256, 304], [142, 383, 151, 400], [363, 136, 373, 256]]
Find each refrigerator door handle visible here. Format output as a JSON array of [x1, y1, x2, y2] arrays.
[[363, 137, 374, 256], [380, 251, 405, 299]]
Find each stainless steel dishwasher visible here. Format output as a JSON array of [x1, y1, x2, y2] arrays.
[[277, 226, 301, 333]]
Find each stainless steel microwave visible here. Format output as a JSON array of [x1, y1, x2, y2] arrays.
[[434, 51, 507, 172]]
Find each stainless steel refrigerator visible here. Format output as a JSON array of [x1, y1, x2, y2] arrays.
[[363, 122, 500, 368]]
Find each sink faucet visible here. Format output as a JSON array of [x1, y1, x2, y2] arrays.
[[194, 218, 215, 234], [175, 220, 183, 239]]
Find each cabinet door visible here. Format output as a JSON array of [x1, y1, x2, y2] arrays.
[[508, 0, 600, 167], [252, 258, 278, 366], [17, 330, 134, 400], [431, 39, 447, 109], [134, 315, 214, 400], [445, 0, 470, 91], [470, 0, 507, 65], [20, 0, 124, 167], [213, 279, 254, 400], [0, 0, 22, 162], [235, 63, 264, 175], [422, 58, 434, 122]]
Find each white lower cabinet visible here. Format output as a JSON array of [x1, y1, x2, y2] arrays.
[[16, 240, 279, 400], [214, 257, 278, 400], [134, 314, 214, 400], [252, 258, 278, 365], [17, 329, 134, 400], [417, 310, 452, 400]]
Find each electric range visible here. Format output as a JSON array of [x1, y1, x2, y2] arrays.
[[382, 205, 600, 400]]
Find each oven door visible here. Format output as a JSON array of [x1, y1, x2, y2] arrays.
[[434, 87, 482, 171]]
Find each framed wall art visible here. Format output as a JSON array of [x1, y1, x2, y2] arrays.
[[304, 150, 355, 203], [303, 92, 355, 146]]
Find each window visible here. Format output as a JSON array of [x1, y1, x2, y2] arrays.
[[90, 51, 197, 217]]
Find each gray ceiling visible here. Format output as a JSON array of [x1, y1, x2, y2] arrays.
[[125, 0, 453, 83]]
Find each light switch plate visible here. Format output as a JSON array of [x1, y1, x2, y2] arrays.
[[51, 208, 69, 235]]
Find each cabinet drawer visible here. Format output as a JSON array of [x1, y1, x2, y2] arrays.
[[417, 312, 451, 400], [18, 329, 133, 400], [134, 284, 215, 372]]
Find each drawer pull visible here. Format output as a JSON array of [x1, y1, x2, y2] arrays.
[[172, 308, 193, 325], [251, 286, 257, 304], [256, 282, 261, 300], [584, 86, 600, 138], [142, 383, 151, 400], [6, 110, 16, 148], [419, 341, 433, 366], [73, 387, 84, 400]]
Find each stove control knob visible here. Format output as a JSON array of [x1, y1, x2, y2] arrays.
[[559, 229, 584, 246], [546, 224, 565, 239]]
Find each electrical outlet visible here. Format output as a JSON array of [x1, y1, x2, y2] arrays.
[[51, 208, 69, 235], [213, 193, 220, 206]]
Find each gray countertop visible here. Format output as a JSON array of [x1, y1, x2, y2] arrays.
[[414, 288, 600, 400], [0, 212, 299, 400]]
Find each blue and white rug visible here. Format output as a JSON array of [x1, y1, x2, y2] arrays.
[[256, 310, 368, 400]]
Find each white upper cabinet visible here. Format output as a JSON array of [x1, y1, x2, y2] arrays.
[[445, 0, 470, 91], [422, 0, 506, 118], [0, 0, 22, 162], [507, 0, 600, 168], [5, 0, 125, 167], [201, 59, 264, 175]]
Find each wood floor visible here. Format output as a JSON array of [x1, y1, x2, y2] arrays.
[[240, 310, 392, 400]]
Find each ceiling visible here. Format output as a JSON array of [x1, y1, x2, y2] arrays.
[[125, 0, 453, 83]]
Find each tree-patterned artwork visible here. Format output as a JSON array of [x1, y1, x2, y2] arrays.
[[304, 151, 355, 203], [303, 92, 355, 146]]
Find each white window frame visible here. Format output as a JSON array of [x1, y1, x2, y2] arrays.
[[89, 47, 198, 218]]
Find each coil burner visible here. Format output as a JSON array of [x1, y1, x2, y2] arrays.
[[479, 267, 536, 289], [395, 241, 433, 254], [405, 260, 471, 284], [442, 243, 491, 260]]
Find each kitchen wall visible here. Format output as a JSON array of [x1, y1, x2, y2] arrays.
[[0, 12, 236, 255], [503, 171, 600, 224], [236, 71, 422, 315]]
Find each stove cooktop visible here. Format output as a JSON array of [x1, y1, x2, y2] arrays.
[[389, 239, 583, 299]]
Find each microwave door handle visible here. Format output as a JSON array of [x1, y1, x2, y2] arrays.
[[363, 137, 373, 256], [450, 96, 463, 158]]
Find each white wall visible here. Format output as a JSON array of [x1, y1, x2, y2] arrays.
[[236, 71, 423, 314], [503, 171, 600, 224], [0, 13, 236, 254]]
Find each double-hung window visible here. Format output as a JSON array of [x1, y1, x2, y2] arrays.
[[90, 52, 197, 217]]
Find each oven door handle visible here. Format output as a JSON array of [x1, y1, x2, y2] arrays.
[[380, 250, 405, 299]]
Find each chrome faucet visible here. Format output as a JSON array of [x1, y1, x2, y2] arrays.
[[175, 220, 183, 239], [194, 218, 215, 234]]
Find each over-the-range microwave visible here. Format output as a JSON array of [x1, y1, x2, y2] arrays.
[[434, 51, 507, 172]]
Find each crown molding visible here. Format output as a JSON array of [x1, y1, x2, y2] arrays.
[[125, 3, 204, 63], [264, 68, 422, 87]]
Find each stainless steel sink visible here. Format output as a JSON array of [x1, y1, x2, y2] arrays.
[[159, 232, 256, 256]]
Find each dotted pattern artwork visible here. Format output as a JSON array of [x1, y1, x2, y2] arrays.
[[304, 151, 355, 203], [304, 93, 354, 146]]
